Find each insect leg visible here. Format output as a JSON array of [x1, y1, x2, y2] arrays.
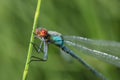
[[31, 40, 48, 62], [31, 42, 44, 53], [38, 41, 43, 52], [28, 56, 47, 63]]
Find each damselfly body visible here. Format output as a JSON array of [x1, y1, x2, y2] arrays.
[[30, 27, 120, 80]]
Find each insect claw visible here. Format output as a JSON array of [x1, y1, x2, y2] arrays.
[[33, 32, 36, 35], [30, 42, 37, 47], [30, 41, 34, 44], [28, 60, 32, 64]]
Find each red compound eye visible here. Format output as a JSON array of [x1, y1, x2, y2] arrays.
[[40, 29, 48, 37], [36, 28, 48, 38]]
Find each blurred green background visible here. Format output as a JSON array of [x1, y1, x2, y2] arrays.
[[0, 0, 120, 80]]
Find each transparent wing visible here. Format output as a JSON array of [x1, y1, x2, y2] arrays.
[[43, 41, 48, 60], [64, 36, 120, 57], [64, 36, 120, 67]]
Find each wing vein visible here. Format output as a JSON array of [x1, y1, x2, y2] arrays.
[[65, 40, 120, 67]]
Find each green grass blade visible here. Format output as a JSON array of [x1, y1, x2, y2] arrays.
[[22, 0, 42, 80]]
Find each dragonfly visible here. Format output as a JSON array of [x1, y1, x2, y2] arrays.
[[30, 27, 120, 80]]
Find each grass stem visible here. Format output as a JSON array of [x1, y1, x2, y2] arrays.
[[22, 0, 42, 80]]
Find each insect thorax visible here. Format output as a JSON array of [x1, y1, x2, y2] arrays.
[[48, 31, 64, 47], [48, 31, 62, 36]]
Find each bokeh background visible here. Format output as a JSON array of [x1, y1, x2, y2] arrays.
[[0, 0, 120, 80]]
